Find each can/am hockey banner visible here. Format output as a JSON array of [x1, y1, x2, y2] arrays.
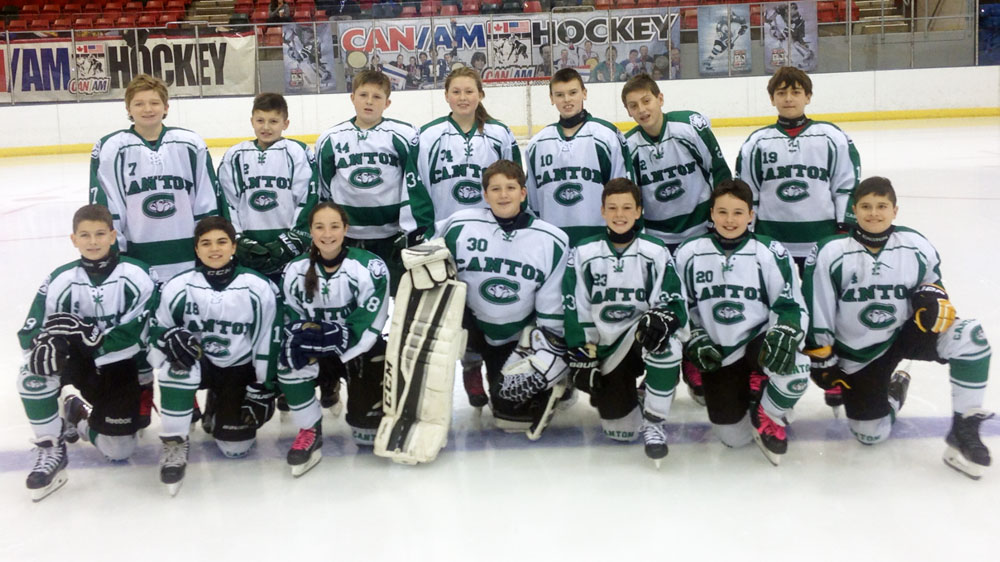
[[763, 2, 818, 72], [283, 22, 337, 94], [1, 32, 255, 102], [0, 46, 11, 103], [698, 4, 752, 76], [609, 8, 681, 82]]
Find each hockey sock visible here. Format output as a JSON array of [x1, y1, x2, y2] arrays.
[[644, 361, 679, 420], [278, 380, 322, 430], [950, 357, 989, 414], [158, 385, 197, 437]]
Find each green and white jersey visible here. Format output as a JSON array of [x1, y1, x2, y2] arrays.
[[151, 267, 277, 383], [563, 232, 689, 370], [411, 116, 521, 235], [437, 209, 569, 346], [18, 256, 156, 367], [316, 118, 419, 239], [525, 117, 633, 245], [217, 138, 318, 244], [89, 126, 220, 280], [674, 233, 808, 366], [803, 227, 942, 374], [281, 247, 389, 362], [626, 111, 732, 246], [735, 120, 860, 257]]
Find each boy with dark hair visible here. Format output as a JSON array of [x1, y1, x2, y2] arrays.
[[17, 204, 157, 501], [803, 176, 992, 479]]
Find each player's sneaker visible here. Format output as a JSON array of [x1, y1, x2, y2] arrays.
[[201, 390, 217, 435], [137, 383, 154, 430], [640, 414, 668, 468], [288, 423, 322, 477], [26, 432, 68, 502], [62, 394, 91, 444], [159, 435, 189, 497], [462, 364, 489, 409], [888, 369, 911, 416], [943, 409, 994, 480], [319, 377, 343, 416], [751, 403, 787, 466], [682, 361, 706, 406]]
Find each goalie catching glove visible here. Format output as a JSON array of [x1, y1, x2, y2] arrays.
[[41, 313, 104, 353], [911, 283, 956, 333], [758, 324, 804, 375], [499, 327, 569, 404], [635, 308, 681, 354], [685, 328, 722, 373], [281, 321, 349, 370], [159, 327, 202, 370], [805, 347, 850, 391]]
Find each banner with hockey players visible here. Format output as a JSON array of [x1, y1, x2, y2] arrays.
[[486, 14, 548, 81], [282, 22, 337, 94], [1, 31, 256, 102], [697, 5, 752, 76], [609, 8, 681, 82], [763, 2, 818, 72]]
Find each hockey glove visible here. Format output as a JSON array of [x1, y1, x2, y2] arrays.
[[241, 383, 277, 428], [567, 344, 601, 393], [759, 324, 804, 375], [235, 236, 271, 271], [805, 348, 850, 391], [159, 327, 202, 370], [911, 283, 956, 333], [685, 328, 722, 373], [41, 313, 104, 354], [263, 230, 309, 273], [28, 333, 70, 377], [635, 308, 681, 354], [281, 321, 350, 370]]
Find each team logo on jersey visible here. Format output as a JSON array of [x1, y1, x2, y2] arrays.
[[21, 374, 47, 391], [711, 301, 746, 325], [768, 240, 788, 259], [972, 325, 987, 347], [788, 378, 809, 393], [349, 167, 384, 189], [859, 303, 896, 330], [654, 180, 684, 202], [689, 113, 709, 130], [142, 193, 177, 218], [480, 278, 520, 305], [554, 183, 584, 206], [248, 190, 279, 212], [201, 336, 232, 358], [776, 180, 809, 203], [600, 304, 636, 323], [368, 258, 388, 279], [91, 140, 102, 158], [452, 181, 482, 205]]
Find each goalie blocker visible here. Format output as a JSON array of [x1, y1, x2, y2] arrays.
[[374, 240, 468, 465]]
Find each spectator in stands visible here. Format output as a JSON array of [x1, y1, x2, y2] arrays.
[[269, 0, 292, 23], [591, 46, 626, 83], [534, 43, 553, 77], [471, 51, 487, 73]]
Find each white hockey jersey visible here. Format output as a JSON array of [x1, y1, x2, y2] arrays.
[[316, 117, 420, 240], [626, 111, 732, 246], [674, 233, 808, 366], [217, 138, 318, 244], [437, 209, 568, 345], [525, 116, 633, 245], [152, 267, 277, 383], [18, 256, 156, 367], [280, 247, 390, 363], [413, 116, 521, 235], [735, 120, 860, 257], [90, 126, 220, 279]]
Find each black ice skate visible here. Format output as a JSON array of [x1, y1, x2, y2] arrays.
[[201, 390, 217, 435], [319, 377, 343, 416], [888, 369, 911, 415], [943, 409, 994, 480], [26, 433, 68, 502], [462, 364, 488, 410], [287, 424, 322, 477], [159, 436, 189, 496], [751, 403, 787, 466], [137, 383, 155, 430], [62, 394, 91, 445], [640, 414, 669, 469]]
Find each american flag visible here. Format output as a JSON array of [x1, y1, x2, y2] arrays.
[[76, 44, 104, 54], [492, 20, 530, 35]]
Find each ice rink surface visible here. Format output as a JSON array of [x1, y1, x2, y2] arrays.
[[0, 117, 997, 562]]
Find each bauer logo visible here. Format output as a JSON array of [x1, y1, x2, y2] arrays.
[[711, 301, 746, 325], [480, 278, 520, 305], [776, 180, 809, 203], [554, 183, 584, 206], [201, 336, 231, 357], [248, 190, 279, 212], [452, 181, 482, 205], [349, 167, 384, 189], [654, 180, 684, 202], [600, 304, 636, 323], [859, 303, 896, 330], [142, 193, 177, 218]]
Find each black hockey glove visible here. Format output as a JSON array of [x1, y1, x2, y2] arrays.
[[635, 308, 681, 354], [806, 349, 850, 392], [759, 324, 804, 375], [235, 236, 271, 271], [28, 332, 70, 377], [42, 313, 104, 354], [567, 345, 601, 393], [911, 283, 956, 333], [263, 230, 309, 273], [685, 328, 722, 374], [159, 327, 202, 370], [281, 321, 350, 370], [241, 382, 277, 428]]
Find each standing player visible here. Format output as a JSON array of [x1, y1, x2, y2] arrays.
[[151, 217, 278, 496], [804, 177, 992, 479], [563, 179, 688, 465], [278, 202, 389, 476], [526, 68, 633, 246], [673, 180, 811, 465], [17, 205, 156, 501], [218, 93, 318, 279], [437, 160, 570, 432]]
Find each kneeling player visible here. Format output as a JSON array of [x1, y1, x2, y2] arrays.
[[278, 202, 389, 476], [17, 205, 156, 501], [438, 160, 570, 434], [563, 179, 688, 466], [804, 176, 993, 479], [152, 217, 278, 495], [673, 180, 811, 465]]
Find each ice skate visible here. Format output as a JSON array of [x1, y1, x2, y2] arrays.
[[748, 370, 768, 407], [26, 433, 68, 502], [682, 361, 706, 407], [888, 368, 911, 414], [943, 409, 994, 480], [751, 403, 787, 466], [319, 377, 343, 417], [824, 387, 844, 418], [62, 394, 91, 444], [462, 364, 488, 410], [159, 436, 189, 496], [137, 383, 155, 430], [201, 390, 217, 435], [640, 414, 668, 469], [287, 425, 322, 477], [277, 393, 290, 420]]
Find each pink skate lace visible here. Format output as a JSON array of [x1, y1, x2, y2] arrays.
[[755, 405, 786, 440], [749, 371, 767, 394], [291, 428, 317, 451], [682, 361, 702, 387]]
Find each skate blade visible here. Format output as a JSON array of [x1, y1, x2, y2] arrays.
[[752, 434, 782, 466], [831, 405, 843, 419], [653, 459, 662, 470], [290, 450, 322, 478], [30, 472, 68, 502], [279, 410, 290, 421], [326, 401, 344, 418], [63, 430, 80, 445], [165, 481, 183, 497], [943, 447, 986, 480], [687, 386, 706, 407]]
